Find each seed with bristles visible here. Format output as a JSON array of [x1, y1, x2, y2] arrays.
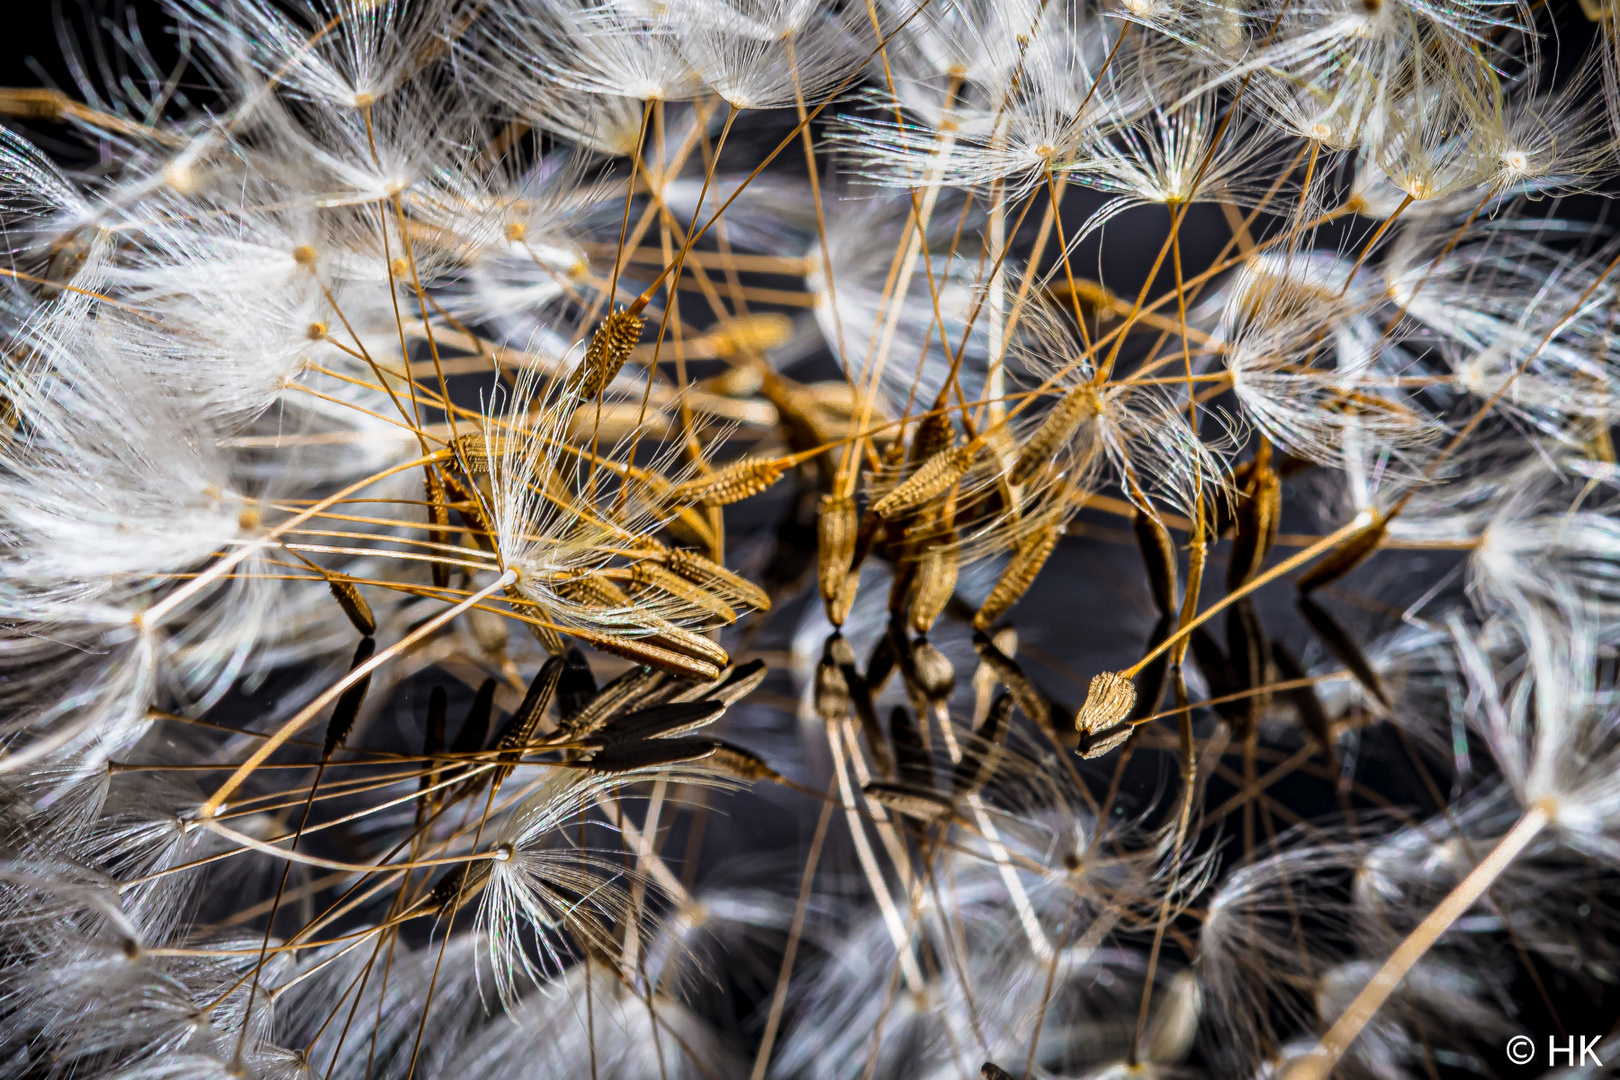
[[630, 562, 738, 624], [662, 547, 770, 612], [425, 467, 450, 590], [1227, 458, 1281, 590], [667, 456, 788, 507], [452, 433, 493, 475], [506, 585, 565, 654], [973, 523, 1061, 631], [971, 631, 1051, 731], [1074, 671, 1136, 753], [646, 621, 729, 670], [908, 536, 959, 635], [1011, 385, 1100, 486], [908, 411, 955, 465], [872, 442, 978, 518], [326, 577, 376, 636], [575, 308, 645, 401], [560, 574, 633, 609], [568, 626, 722, 681], [817, 492, 858, 608], [39, 229, 93, 302]]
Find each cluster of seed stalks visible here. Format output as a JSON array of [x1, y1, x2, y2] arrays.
[[5, 0, 1620, 1078]]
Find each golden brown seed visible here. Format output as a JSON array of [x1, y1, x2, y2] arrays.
[[829, 570, 860, 627], [663, 547, 771, 612], [973, 524, 1061, 631], [1011, 385, 1100, 486], [575, 308, 645, 401], [646, 622, 730, 670], [872, 442, 978, 518], [567, 626, 722, 681], [327, 577, 376, 636], [817, 492, 858, 607], [561, 574, 633, 609], [505, 585, 565, 654], [668, 457, 788, 507], [424, 467, 450, 590], [908, 411, 955, 466], [1075, 670, 1137, 744], [0, 87, 67, 121], [424, 862, 492, 917], [453, 433, 492, 475], [908, 538, 959, 635], [630, 562, 738, 624], [1296, 512, 1387, 594]]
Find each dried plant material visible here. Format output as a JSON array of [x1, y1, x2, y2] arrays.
[[667, 456, 789, 507], [419, 685, 448, 801], [974, 523, 1062, 630], [908, 533, 959, 634], [1296, 595, 1391, 708], [696, 658, 767, 706], [1129, 615, 1174, 724], [1296, 512, 1387, 593], [817, 492, 858, 608], [574, 308, 646, 401], [1226, 449, 1282, 590], [323, 636, 376, 757], [555, 666, 666, 742], [1075, 671, 1137, 750], [1011, 385, 1099, 485], [486, 655, 566, 791], [38, 229, 93, 302], [662, 546, 771, 612], [324, 576, 376, 636], [450, 678, 499, 767], [630, 561, 739, 624], [982, 1065, 1016, 1080], [829, 569, 861, 626], [425, 862, 493, 918], [872, 442, 978, 518], [1134, 508, 1179, 617], [1225, 599, 1269, 738], [1271, 638, 1335, 756]]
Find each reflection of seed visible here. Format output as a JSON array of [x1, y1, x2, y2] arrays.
[[425, 862, 492, 917], [952, 692, 1012, 798], [1227, 459, 1281, 590], [324, 636, 377, 757], [708, 742, 780, 782], [863, 781, 953, 822], [1296, 595, 1390, 707], [488, 656, 566, 792], [1270, 638, 1335, 757], [909, 638, 956, 703]]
